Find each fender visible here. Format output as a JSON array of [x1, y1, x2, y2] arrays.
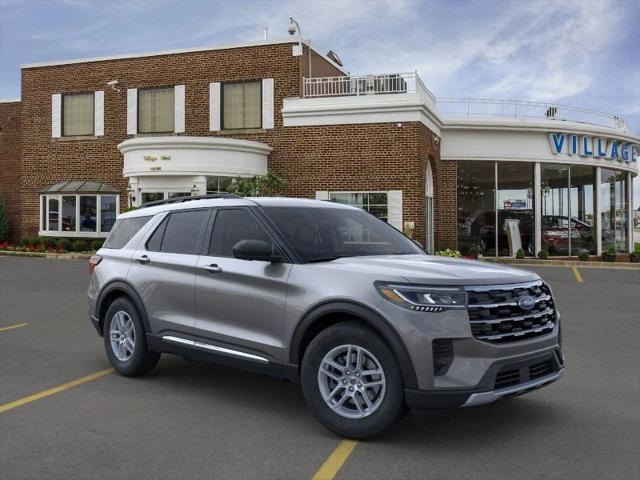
[[289, 300, 419, 389], [96, 280, 152, 335]]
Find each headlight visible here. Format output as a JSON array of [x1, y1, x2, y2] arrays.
[[376, 283, 467, 312]]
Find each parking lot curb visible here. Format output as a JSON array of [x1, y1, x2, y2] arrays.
[[484, 258, 640, 269], [0, 250, 93, 260]]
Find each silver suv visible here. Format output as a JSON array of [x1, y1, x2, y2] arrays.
[[88, 195, 564, 438]]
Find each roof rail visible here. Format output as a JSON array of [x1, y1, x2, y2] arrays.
[[140, 193, 241, 208]]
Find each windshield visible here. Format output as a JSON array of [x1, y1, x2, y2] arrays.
[[263, 206, 424, 262]]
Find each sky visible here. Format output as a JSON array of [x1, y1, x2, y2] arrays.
[[1, 0, 639, 206]]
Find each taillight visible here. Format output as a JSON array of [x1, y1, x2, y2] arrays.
[[89, 255, 103, 274]]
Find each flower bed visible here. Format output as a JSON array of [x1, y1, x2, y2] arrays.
[[0, 237, 104, 254]]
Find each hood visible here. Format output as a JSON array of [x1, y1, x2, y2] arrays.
[[318, 255, 539, 286]]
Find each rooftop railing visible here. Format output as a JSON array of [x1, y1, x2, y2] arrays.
[[303, 72, 436, 103], [301, 73, 628, 132], [436, 98, 628, 132]]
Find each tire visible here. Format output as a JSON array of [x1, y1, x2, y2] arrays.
[[103, 297, 160, 377], [301, 321, 406, 439]]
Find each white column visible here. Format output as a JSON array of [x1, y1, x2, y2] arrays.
[[51, 94, 62, 137], [388, 190, 403, 231], [595, 167, 602, 256], [209, 82, 221, 131], [126, 89, 137, 135], [94, 91, 104, 136], [628, 171, 633, 253], [262, 78, 275, 129], [534, 162, 541, 256], [174, 85, 185, 133], [96, 195, 102, 234]]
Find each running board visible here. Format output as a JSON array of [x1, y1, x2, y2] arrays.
[[162, 335, 269, 364]]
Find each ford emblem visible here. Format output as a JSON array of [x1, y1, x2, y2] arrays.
[[517, 295, 536, 311]]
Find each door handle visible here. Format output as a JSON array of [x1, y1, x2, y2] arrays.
[[135, 254, 150, 264], [203, 263, 222, 274]]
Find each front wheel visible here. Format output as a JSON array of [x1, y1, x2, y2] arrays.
[[103, 297, 160, 376], [301, 321, 406, 439]]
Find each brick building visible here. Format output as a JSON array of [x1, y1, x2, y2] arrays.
[[1, 38, 638, 256]]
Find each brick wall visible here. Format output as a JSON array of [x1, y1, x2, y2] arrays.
[[15, 41, 443, 246], [0, 101, 21, 242]]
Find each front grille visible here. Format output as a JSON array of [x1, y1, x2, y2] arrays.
[[466, 280, 556, 344]]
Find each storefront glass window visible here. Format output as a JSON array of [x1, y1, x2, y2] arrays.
[[79, 196, 97, 232], [497, 162, 535, 256], [457, 161, 496, 256], [329, 192, 389, 222], [207, 176, 234, 194], [167, 192, 191, 199], [141, 192, 164, 204], [569, 165, 596, 255], [100, 195, 117, 232], [541, 164, 570, 255], [602, 169, 629, 253]]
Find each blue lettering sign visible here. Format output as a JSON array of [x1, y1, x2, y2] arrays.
[[548, 133, 565, 154], [580, 136, 593, 156], [596, 138, 607, 157], [610, 141, 619, 159], [570, 135, 578, 155]]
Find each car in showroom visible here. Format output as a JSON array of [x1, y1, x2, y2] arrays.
[[87, 195, 564, 439]]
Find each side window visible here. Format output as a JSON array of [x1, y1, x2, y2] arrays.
[[145, 216, 168, 252], [103, 216, 152, 249], [209, 209, 272, 258], [159, 209, 210, 255]]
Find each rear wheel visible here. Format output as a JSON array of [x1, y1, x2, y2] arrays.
[[103, 297, 160, 376], [301, 321, 406, 439]]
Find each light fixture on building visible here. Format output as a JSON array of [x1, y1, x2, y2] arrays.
[[126, 186, 136, 206], [190, 184, 199, 196], [106, 80, 121, 93], [288, 17, 312, 78]]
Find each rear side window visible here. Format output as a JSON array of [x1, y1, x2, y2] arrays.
[[145, 216, 168, 252], [158, 209, 210, 254], [209, 208, 272, 257], [103, 216, 152, 249]]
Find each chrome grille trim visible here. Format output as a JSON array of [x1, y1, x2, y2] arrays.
[[465, 280, 557, 344]]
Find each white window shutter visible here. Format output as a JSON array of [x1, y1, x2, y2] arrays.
[[127, 88, 137, 135], [315, 191, 329, 200], [51, 94, 61, 138], [94, 91, 104, 136], [387, 190, 403, 230], [209, 82, 221, 131], [174, 85, 185, 133], [262, 78, 274, 129]]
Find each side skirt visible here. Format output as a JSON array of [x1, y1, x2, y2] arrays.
[[146, 334, 299, 383]]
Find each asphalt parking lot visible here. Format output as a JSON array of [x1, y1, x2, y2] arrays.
[[1, 257, 639, 480]]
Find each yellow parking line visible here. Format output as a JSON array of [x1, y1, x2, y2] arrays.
[[311, 439, 359, 480], [0, 322, 28, 333], [0, 368, 114, 414], [571, 266, 584, 283]]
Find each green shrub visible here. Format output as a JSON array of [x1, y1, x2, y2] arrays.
[[90, 239, 104, 251], [629, 251, 640, 263], [435, 248, 462, 258], [71, 239, 88, 252], [606, 245, 616, 254], [57, 238, 73, 251], [516, 248, 525, 259], [37, 237, 57, 249], [537, 249, 549, 260], [0, 196, 9, 242], [577, 249, 590, 261]]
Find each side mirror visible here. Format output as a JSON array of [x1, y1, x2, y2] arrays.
[[233, 239, 283, 262]]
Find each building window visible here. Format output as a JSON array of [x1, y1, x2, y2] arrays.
[[140, 191, 191, 205], [62, 92, 94, 136], [222, 81, 261, 130], [601, 168, 629, 253], [329, 192, 389, 222], [138, 87, 175, 133], [497, 162, 535, 256], [40, 194, 119, 237], [457, 161, 496, 256], [206, 176, 234, 194]]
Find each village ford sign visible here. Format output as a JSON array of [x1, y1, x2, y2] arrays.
[[548, 133, 638, 163]]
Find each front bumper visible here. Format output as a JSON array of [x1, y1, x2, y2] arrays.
[[405, 348, 564, 412]]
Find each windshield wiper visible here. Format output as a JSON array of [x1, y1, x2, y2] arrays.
[[306, 255, 351, 263]]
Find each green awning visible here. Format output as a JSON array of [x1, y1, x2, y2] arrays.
[[41, 180, 119, 194]]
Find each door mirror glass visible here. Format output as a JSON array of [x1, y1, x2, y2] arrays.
[[233, 239, 282, 262]]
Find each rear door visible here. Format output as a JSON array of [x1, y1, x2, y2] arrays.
[[127, 208, 212, 338], [194, 207, 291, 363]]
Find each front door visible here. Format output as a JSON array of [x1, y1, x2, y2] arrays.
[[194, 207, 291, 363]]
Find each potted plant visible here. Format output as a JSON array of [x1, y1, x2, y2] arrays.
[[603, 245, 617, 262], [629, 247, 640, 263], [467, 245, 480, 260], [577, 249, 590, 262], [537, 249, 549, 260]]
